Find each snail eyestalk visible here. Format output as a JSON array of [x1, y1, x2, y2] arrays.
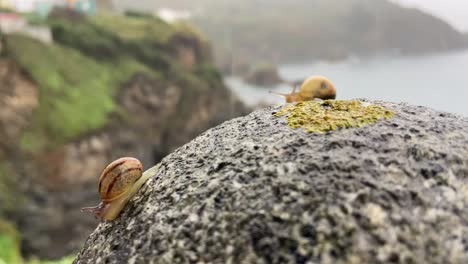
[[269, 84, 300, 103], [269, 91, 289, 98], [80, 202, 109, 219]]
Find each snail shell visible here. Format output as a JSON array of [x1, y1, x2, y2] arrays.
[[299, 76, 336, 101], [81, 157, 148, 221], [98, 157, 143, 203], [270, 76, 336, 103]]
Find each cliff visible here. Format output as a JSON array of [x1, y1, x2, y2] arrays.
[[0, 11, 248, 260], [117, 0, 468, 73], [74, 100, 468, 263]]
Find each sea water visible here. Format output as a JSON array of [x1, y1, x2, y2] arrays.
[[226, 50, 468, 117]]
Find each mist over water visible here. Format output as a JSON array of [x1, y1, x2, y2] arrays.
[[227, 50, 468, 117]]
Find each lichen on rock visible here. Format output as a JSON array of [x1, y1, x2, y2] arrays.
[[274, 100, 394, 133]]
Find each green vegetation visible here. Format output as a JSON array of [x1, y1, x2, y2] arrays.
[[91, 14, 172, 43], [49, 13, 210, 69], [2, 13, 214, 152], [0, 220, 73, 264], [5, 34, 152, 151], [0, 220, 22, 264], [274, 100, 394, 133], [26, 256, 74, 264], [0, 7, 15, 13], [193, 63, 222, 85], [22, 13, 48, 26]]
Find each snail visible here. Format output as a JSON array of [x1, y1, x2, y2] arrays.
[[81, 157, 151, 221], [270, 76, 336, 103]]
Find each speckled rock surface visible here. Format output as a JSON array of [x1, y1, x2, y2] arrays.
[[74, 100, 468, 264]]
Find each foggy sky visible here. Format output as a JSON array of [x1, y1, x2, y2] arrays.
[[115, 0, 468, 33], [391, 0, 468, 32]]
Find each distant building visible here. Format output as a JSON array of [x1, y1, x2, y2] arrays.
[[0, 12, 52, 43], [156, 8, 192, 23], [0, 0, 39, 12], [0, 12, 26, 30], [0, 0, 101, 15]]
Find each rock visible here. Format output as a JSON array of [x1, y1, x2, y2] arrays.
[[0, 60, 38, 159], [76, 100, 467, 263], [243, 63, 284, 87]]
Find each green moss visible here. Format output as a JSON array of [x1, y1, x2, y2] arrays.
[[274, 100, 394, 133], [4, 34, 153, 151], [26, 255, 75, 264], [41, 256, 75, 264], [0, 220, 22, 264]]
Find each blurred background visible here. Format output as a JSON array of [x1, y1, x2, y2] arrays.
[[0, 0, 467, 263]]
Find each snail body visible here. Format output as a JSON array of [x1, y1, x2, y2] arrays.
[[270, 76, 336, 103], [81, 157, 150, 221]]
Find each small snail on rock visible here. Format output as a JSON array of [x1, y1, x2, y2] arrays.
[[270, 76, 337, 103], [81, 157, 151, 221]]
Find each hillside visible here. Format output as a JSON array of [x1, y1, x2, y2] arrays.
[[116, 0, 468, 73], [0, 10, 247, 261]]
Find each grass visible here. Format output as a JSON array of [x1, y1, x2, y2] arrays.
[[4, 34, 154, 151], [0, 215, 75, 264], [0, 220, 22, 264], [2, 13, 221, 153], [26, 255, 75, 264], [90, 14, 173, 44]]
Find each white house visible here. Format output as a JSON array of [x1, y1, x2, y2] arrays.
[[155, 8, 192, 23], [0, 12, 26, 31]]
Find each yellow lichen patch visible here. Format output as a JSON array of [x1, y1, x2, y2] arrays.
[[274, 100, 394, 133]]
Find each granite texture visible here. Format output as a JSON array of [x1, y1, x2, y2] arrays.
[[74, 100, 468, 264]]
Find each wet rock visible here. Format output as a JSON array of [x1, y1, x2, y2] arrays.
[[244, 63, 284, 87], [75, 100, 468, 263]]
